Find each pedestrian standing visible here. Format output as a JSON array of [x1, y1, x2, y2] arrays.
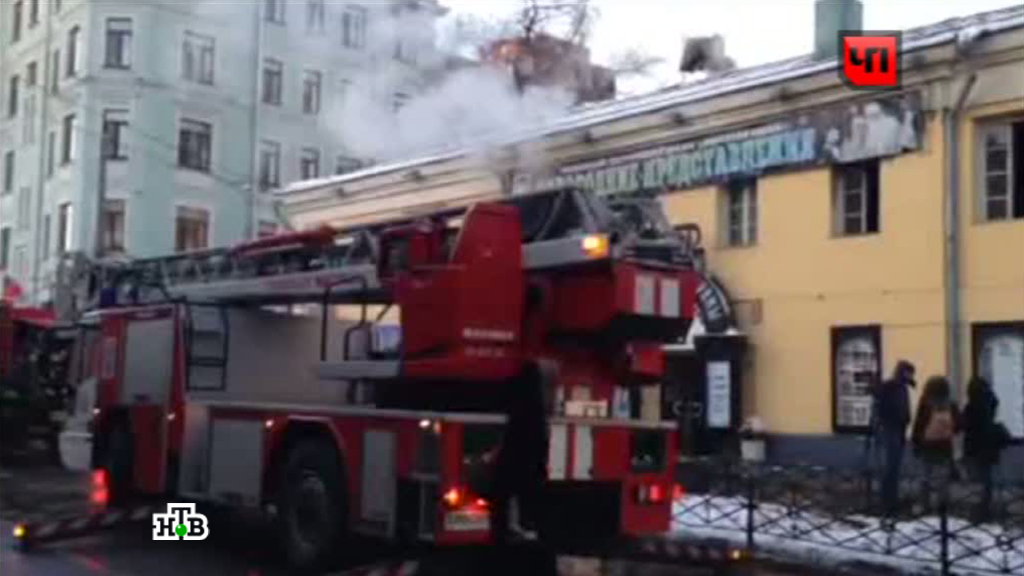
[[912, 375, 960, 514], [877, 360, 916, 516], [963, 377, 1007, 521]]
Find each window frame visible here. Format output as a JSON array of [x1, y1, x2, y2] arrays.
[[300, 147, 320, 180], [57, 202, 73, 255], [66, 25, 81, 78], [174, 206, 211, 253], [50, 49, 61, 93], [2, 150, 14, 194], [723, 179, 758, 247], [0, 227, 10, 270], [302, 69, 321, 115], [977, 119, 1024, 222], [259, 139, 281, 190], [11, 1, 23, 44], [182, 31, 216, 86], [833, 160, 880, 237], [341, 5, 367, 49], [7, 74, 19, 118], [306, 0, 325, 33], [335, 155, 363, 176], [42, 213, 51, 260], [102, 108, 130, 161], [831, 325, 882, 435], [262, 58, 283, 106], [104, 17, 133, 70], [177, 118, 213, 173], [265, 0, 286, 24], [61, 113, 76, 165], [28, 0, 39, 27], [100, 198, 127, 254]]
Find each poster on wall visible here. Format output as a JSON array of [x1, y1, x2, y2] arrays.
[[512, 92, 923, 197], [706, 361, 732, 429]]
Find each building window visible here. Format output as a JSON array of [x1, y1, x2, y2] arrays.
[[175, 206, 209, 252], [102, 109, 129, 160], [723, 180, 757, 247], [265, 0, 285, 24], [0, 227, 9, 270], [302, 70, 321, 115], [46, 131, 55, 177], [50, 49, 60, 93], [258, 221, 278, 238], [11, 1, 22, 43], [100, 199, 126, 254], [57, 202, 73, 254], [17, 187, 30, 230], [2, 151, 13, 194], [61, 113, 76, 164], [300, 147, 320, 180], [177, 119, 212, 172], [832, 325, 881, 433], [26, 61, 37, 86], [335, 156, 363, 175], [7, 74, 19, 118], [13, 245, 26, 280], [395, 39, 416, 64], [104, 18, 133, 69], [833, 161, 879, 236], [306, 0, 324, 32], [259, 140, 281, 190], [28, 0, 39, 27], [23, 94, 36, 144], [262, 58, 283, 105], [182, 31, 215, 85], [42, 213, 51, 259], [341, 5, 366, 49], [974, 322, 1024, 440], [393, 92, 410, 113], [66, 25, 81, 77], [979, 120, 1024, 221]]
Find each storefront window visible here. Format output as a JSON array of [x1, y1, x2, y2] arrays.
[[832, 325, 881, 433], [974, 323, 1024, 439]]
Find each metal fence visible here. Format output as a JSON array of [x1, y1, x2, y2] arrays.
[[673, 459, 1024, 575]]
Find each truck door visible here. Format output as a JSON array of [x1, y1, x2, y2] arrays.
[[117, 307, 177, 494]]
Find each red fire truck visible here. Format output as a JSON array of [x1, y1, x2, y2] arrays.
[[55, 188, 704, 568]]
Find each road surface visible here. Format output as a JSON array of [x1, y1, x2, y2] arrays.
[[0, 464, 810, 576]]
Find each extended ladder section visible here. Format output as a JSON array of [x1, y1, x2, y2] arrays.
[[80, 189, 700, 310]]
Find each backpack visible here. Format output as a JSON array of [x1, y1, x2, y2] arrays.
[[924, 407, 955, 442]]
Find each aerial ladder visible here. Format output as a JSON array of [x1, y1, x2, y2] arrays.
[[14, 188, 745, 570]]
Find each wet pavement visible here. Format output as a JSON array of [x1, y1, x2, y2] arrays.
[[0, 464, 815, 576]]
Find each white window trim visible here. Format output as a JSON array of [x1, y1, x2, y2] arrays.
[[172, 202, 215, 253], [101, 196, 129, 253], [976, 120, 1020, 222], [722, 181, 757, 248], [180, 29, 217, 86], [175, 113, 217, 174], [103, 16, 133, 70]]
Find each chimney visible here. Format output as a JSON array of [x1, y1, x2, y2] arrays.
[[814, 0, 863, 59]]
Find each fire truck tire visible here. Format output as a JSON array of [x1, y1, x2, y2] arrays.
[[276, 438, 347, 571], [103, 422, 133, 505]]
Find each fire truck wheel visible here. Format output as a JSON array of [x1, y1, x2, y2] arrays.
[[277, 438, 346, 570]]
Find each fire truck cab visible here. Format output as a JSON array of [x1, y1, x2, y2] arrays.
[[70, 188, 703, 569]]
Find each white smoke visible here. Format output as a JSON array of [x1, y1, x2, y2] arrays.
[[331, 66, 574, 163]]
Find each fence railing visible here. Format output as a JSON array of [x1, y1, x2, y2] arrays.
[[673, 459, 1024, 575]]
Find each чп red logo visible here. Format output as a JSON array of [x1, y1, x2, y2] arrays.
[[839, 32, 901, 90]]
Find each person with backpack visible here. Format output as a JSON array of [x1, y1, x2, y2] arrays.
[[877, 360, 916, 516], [912, 375, 961, 513], [963, 377, 1009, 521]]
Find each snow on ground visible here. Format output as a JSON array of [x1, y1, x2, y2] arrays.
[[671, 496, 1023, 576]]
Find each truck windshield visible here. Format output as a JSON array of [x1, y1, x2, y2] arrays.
[[630, 429, 667, 473]]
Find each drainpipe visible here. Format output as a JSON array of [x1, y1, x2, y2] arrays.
[[944, 66, 978, 399]]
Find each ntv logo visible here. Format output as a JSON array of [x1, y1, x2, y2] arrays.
[[152, 503, 210, 541]]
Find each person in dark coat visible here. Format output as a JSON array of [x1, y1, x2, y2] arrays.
[[912, 375, 961, 513], [491, 359, 550, 544], [876, 360, 916, 515], [963, 377, 1003, 520]]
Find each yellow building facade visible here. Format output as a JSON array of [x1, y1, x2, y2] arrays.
[[282, 7, 1024, 468]]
